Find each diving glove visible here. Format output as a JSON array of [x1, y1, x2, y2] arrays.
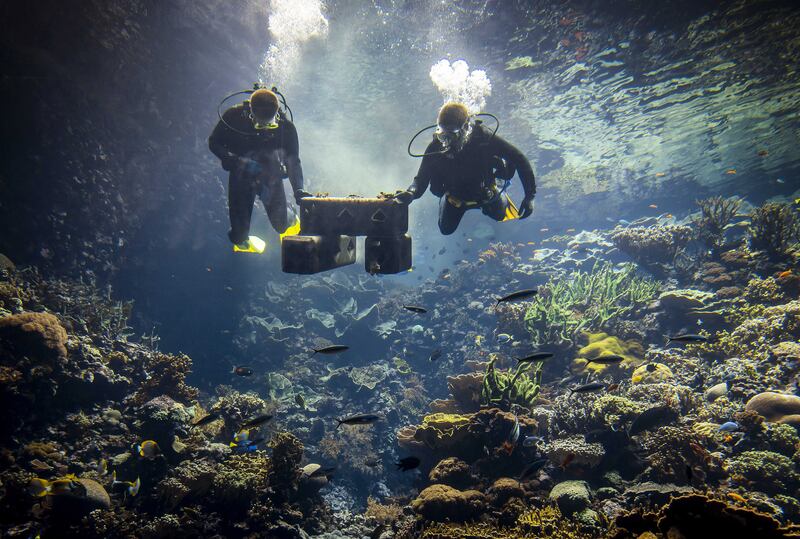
[[393, 189, 415, 206], [519, 195, 535, 219], [294, 189, 312, 204]]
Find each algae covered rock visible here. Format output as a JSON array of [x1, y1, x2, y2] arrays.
[[50, 478, 111, 515], [745, 392, 800, 425], [726, 451, 800, 495], [428, 457, 475, 489], [631, 363, 673, 384], [658, 289, 713, 311], [487, 477, 525, 506], [549, 480, 591, 516], [411, 484, 486, 522], [0, 311, 67, 363]]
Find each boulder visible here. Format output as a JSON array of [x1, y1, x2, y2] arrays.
[[746, 392, 800, 425], [549, 480, 591, 516], [411, 484, 486, 522]]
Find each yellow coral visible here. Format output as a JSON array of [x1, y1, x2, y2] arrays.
[[573, 332, 643, 373], [692, 422, 720, 438], [631, 363, 674, 384], [422, 413, 473, 437]]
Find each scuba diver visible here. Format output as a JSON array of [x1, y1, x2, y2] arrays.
[[209, 86, 309, 253], [394, 102, 536, 235]]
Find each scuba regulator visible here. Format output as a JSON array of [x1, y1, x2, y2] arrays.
[[407, 113, 500, 158], [217, 83, 294, 137]]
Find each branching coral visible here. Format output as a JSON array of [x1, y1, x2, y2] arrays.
[[748, 202, 800, 259], [132, 352, 197, 405], [692, 196, 742, 250], [481, 355, 541, 410], [524, 261, 660, 347]]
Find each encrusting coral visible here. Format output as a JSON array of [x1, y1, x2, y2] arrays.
[[611, 224, 693, 266]]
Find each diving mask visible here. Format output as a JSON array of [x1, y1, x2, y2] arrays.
[[249, 110, 279, 131], [434, 120, 472, 152]]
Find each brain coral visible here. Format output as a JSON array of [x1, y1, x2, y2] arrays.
[[0, 312, 67, 363], [411, 484, 487, 522]]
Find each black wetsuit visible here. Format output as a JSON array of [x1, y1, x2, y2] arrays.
[[409, 123, 536, 235], [209, 104, 304, 243]]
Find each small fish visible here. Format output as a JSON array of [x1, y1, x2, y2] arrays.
[[646, 363, 657, 372], [776, 178, 785, 184], [566, 228, 576, 232], [606, 383, 620, 392], [655, 172, 666, 177], [429, 349, 442, 362], [232, 430, 251, 445], [240, 413, 273, 430], [667, 334, 709, 344], [648, 204, 658, 209], [628, 405, 678, 437], [438, 247, 446, 255], [403, 305, 427, 314], [506, 413, 520, 451], [111, 473, 141, 497], [726, 169, 737, 174], [232, 366, 254, 377], [560, 453, 576, 470], [728, 492, 747, 503], [518, 458, 549, 482], [396, 456, 421, 471], [28, 477, 86, 498], [496, 333, 513, 344], [777, 270, 793, 279], [231, 440, 263, 454], [192, 412, 221, 427], [757, 149, 769, 156], [295, 394, 306, 408], [718, 421, 739, 432], [568, 382, 606, 396], [495, 288, 538, 307], [30, 459, 53, 472], [135, 440, 160, 459], [516, 351, 554, 364], [336, 413, 384, 429], [312, 345, 349, 355], [584, 354, 624, 365], [95, 459, 108, 476], [665, 213, 674, 218], [363, 458, 380, 468], [522, 435, 545, 447]]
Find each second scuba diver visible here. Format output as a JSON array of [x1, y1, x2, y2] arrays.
[[394, 102, 536, 235], [209, 87, 310, 253]]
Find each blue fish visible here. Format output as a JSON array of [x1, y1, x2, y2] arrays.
[[718, 421, 739, 432], [231, 442, 259, 454]]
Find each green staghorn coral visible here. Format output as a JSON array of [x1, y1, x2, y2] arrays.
[[481, 356, 541, 411], [524, 261, 660, 347]]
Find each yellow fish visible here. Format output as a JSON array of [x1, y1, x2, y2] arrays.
[[28, 476, 86, 497], [136, 440, 160, 458]]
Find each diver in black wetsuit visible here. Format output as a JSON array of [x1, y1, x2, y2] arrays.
[[209, 88, 309, 250], [394, 102, 536, 235]]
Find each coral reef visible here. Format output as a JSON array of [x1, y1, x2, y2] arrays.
[[692, 196, 743, 250], [481, 355, 541, 410], [524, 261, 660, 347], [748, 202, 800, 260], [611, 225, 693, 266], [411, 484, 487, 522]]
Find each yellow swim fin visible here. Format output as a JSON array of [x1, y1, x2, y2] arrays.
[[233, 235, 266, 254], [280, 216, 301, 243], [502, 194, 519, 221]]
